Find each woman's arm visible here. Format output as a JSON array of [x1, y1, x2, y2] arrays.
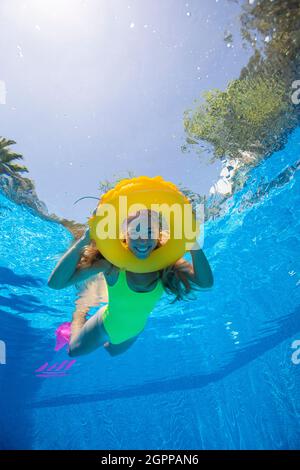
[[189, 242, 213, 288], [177, 241, 213, 289], [47, 228, 108, 289]]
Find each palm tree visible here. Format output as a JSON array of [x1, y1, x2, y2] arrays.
[[0, 137, 28, 177]]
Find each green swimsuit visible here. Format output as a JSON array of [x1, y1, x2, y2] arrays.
[[102, 269, 164, 344]]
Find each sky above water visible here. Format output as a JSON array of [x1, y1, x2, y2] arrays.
[[0, 0, 250, 223]]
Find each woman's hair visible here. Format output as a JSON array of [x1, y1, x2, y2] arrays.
[[76, 239, 103, 270], [160, 259, 199, 303], [76, 209, 198, 302]]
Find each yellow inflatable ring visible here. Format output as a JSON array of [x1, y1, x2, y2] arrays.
[[88, 175, 199, 273]]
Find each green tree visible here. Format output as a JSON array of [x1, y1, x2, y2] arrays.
[[183, 0, 300, 173], [0, 138, 28, 177], [183, 74, 290, 162]]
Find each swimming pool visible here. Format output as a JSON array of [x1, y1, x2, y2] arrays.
[[0, 128, 300, 450]]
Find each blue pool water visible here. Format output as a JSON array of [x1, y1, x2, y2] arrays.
[[0, 128, 300, 450]]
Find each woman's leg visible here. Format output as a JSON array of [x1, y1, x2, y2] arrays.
[[69, 305, 109, 357], [104, 335, 139, 357]]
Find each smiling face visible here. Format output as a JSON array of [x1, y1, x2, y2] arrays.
[[125, 211, 160, 259]]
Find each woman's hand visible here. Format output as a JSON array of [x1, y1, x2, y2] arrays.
[[189, 239, 201, 252], [48, 227, 91, 289]]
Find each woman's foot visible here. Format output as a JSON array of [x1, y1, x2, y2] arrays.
[[55, 322, 72, 351]]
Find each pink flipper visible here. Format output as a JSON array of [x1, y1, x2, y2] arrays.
[[54, 322, 72, 351]]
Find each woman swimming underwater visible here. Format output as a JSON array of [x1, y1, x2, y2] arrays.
[[48, 208, 213, 357]]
